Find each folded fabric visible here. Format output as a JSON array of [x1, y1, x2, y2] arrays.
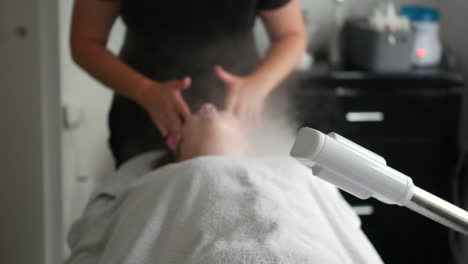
[[67, 154, 383, 264]]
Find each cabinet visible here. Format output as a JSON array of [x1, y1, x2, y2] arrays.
[[293, 69, 464, 264]]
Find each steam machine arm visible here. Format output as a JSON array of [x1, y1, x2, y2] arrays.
[[290, 127, 468, 235]]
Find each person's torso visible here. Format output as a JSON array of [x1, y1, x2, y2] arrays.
[[119, 0, 264, 109]]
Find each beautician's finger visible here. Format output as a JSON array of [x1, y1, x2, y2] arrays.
[[181, 77, 191, 90], [151, 112, 168, 137], [174, 93, 192, 121], [174, 77, 191, 91], [166, 135, 178, 151], [224, 88, 238, 112], [214, 65, 237, 86], [166, 109, 183, 136]]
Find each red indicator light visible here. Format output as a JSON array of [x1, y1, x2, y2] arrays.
[[417, 48, 427, 58]]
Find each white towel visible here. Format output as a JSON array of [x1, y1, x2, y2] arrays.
[[67, 154, 383, 264]]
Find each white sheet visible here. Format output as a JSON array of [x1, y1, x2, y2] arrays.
[[66, 153, 383, 264]]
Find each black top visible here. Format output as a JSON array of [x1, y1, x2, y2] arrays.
[[119, 0, 289, 108], [109, 0, 290, 166]]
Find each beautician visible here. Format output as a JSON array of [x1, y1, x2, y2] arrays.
[[70, 0, 307, 167]]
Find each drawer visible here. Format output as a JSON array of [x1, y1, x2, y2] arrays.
[[332, 94, 449, 138], [335, 137, 455, 263], [337, 138, 453, 264], [341, 193, 451, 264]]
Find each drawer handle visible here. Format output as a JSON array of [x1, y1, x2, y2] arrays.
[[346, 112, 384, 123], [352, 205, 375, 216]]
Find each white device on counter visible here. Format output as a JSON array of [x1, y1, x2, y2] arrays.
[[291, 127, 468, 235], [401, 6, 442, 67]]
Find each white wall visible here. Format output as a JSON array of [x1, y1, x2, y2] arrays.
[[303, 0, 438, 49], [257, 0, 439, 54], [0, 0, 62, 263], [59, 0, 125, 253]]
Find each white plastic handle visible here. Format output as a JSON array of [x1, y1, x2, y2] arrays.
[[291, 128, 414, 206]]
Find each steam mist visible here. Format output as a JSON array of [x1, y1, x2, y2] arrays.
[[247, 84, 300, 157]]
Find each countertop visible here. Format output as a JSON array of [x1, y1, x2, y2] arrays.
[[295, 62, 465, 91]]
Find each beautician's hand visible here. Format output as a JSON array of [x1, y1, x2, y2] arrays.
[[138, 77, 192, 137], [214, 65, 269, 126]]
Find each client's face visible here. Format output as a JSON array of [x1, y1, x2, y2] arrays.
[[177, 104, 250, 161]]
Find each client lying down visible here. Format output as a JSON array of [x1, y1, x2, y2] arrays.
[[66, 104, 383, 264]]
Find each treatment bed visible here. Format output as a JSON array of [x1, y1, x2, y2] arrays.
[[66, 152, 383, 264]]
